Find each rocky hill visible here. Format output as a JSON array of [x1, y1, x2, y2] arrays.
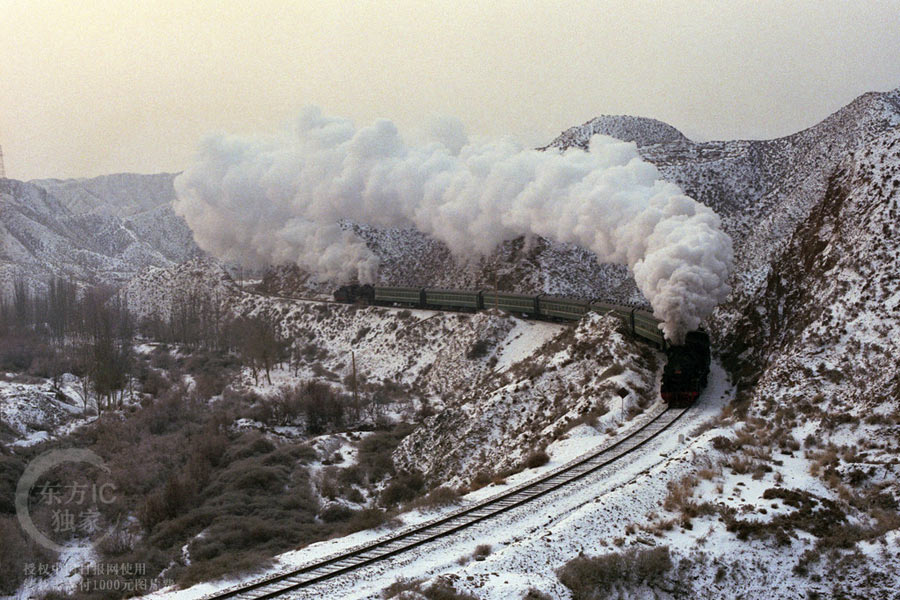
[[9, 85, 900, 599], [0, 174, 201, 298], [32, 172, 180, 217], [546, 87, 900, 316], [545, 84, 900, 490]]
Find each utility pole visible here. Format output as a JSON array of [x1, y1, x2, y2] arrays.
[[351, 350, 359, 421], [0, 143, 6, 179]]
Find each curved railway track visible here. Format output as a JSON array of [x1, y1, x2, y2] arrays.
[[203, 404, 689, 600]]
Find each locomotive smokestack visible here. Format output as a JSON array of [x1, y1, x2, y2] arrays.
[[174, 108, 733, 342]]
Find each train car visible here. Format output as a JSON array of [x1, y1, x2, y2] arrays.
[[632, 308, 667, 350], [588, 300, 625, 317], [660, 330, 711, 408], [481, 291, 540, 316], [538, 296, 590, 321], [373, 286, 425, 307], [589, 301, 639, 336], [424, 288, 482, 311], [333, 281, 711, 408]]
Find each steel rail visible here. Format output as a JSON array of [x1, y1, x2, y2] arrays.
[[202, 405, 689, 600]]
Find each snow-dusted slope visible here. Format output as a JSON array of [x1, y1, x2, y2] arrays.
[[121, 258, 659, 488], [32, 172, 180, 217], [545, 86, 900, 318], [538, 114, 689, 150], [0, 175, 201, 298], [119, 257, 239, 321], [394, 312, 661, 486], [260, 230, 644, 305], [725, 127, 900, 414]]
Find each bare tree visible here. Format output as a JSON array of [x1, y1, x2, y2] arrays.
[[232, 313, 287, 385]]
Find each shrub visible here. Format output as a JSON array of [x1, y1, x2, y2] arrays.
[[138, 366, 170, 397], [0, 516, 57, 594], [467, 340, 491, 360], [194, 371, 228, 399], [319, 503, 356, 523], [382, 577, 479, 600], [558, 546, 673, 600], [0, 455, 25, 515], [408, 486, 461, 511], [663, 475, 698, 514], [357, 423, 415, 483], [343, 508, 391, 534], [524, 449, 550, 469], [382, 578, 423, 598], [352, 326, 372, 344], [711, 436, 734, 452], [469, 470, 493, 491], [380, 470, 425, 506], [522, 589, 553, 600]]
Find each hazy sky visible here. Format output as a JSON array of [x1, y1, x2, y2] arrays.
[[2, 1, 900, 180]]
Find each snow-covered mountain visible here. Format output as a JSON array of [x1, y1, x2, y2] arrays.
[[0, 174, 201, 298], [546, 88, 900, 316], [32, 172, 180, 217], [259, 229, 645, 305], [7, 85, 900, 599]]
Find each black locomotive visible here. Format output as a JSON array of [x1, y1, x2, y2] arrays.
[[334, 284, 375, 304], [660, 331, 711, 408], [334, 283, 711, 406]]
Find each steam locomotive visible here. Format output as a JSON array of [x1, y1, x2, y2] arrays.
[[334, 284, 710, 407]]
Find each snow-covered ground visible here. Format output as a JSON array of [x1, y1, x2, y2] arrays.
[[279, 362, 730, 599], [139, 364, 726, 600], [0, 375, 91, 447]]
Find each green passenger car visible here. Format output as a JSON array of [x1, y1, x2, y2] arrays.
[[589, 301, 625, 317], [373, 286, 424, 306], [632, 309, 666, 350], [424, 288, 482, 309], [538, 296, 589, 320], [481, 291, 539, 315]]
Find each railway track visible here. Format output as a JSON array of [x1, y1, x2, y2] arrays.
[[203, 404, 689, 600]]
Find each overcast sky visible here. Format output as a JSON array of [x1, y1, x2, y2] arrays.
[[2, 1, 899, 180]]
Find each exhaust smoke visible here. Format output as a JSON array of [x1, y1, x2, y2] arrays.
[[174, 108, 732, 342]]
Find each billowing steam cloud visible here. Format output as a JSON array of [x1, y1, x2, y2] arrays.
[[174, 107, 732, 342]]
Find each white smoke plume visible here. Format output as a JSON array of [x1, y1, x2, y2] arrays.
[[174, 107, 732, 342]]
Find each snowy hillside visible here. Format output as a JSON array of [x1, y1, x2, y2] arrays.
[[119, 257, 240, 321], [259, 229, 645, 306], [546, 86, 900, 318], [0, 174, 201, 298], [119, 258, 661, 487], [141, 85, 900, 600], [393, 313, 660, 486], [3, 84, 900, 600], [32, 172, 180, 217]]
